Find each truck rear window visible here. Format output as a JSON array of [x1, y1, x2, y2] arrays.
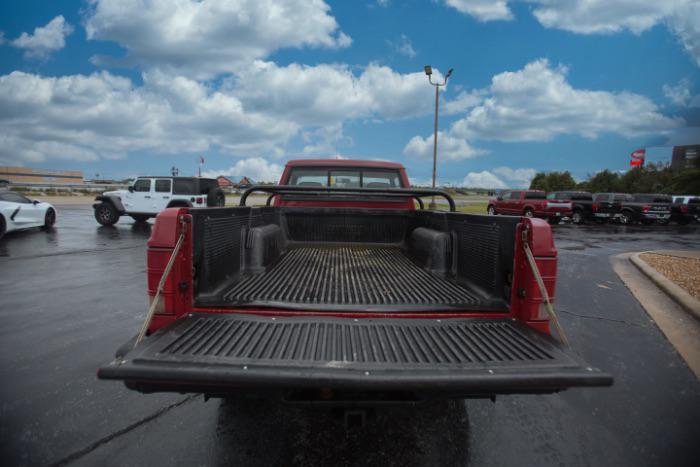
[[286, 168, 402, 188]]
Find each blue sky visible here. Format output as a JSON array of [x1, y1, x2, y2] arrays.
[[0, 0, 698, 188]]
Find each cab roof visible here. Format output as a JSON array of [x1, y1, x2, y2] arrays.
[[284, 159, 405, 169]]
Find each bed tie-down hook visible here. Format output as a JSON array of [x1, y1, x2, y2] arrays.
[[521, 225, 570, 347]]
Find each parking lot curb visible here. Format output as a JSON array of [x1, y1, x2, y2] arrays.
[[630, 252, 700, 321]]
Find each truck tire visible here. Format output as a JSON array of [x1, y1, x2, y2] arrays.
[[0, 215, 5, 240], [487, 205, 496, 215], [523, 208, 534, 218], [94, 203, 120, 226], [571, 210, 584, 225], [619, 211, 633, 225], [207, 187, 226, 207], [130, 215, 149, 223], [43, 208, 56, 229]]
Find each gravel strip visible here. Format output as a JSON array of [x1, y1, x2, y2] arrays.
[[639, 253, 700, 300]]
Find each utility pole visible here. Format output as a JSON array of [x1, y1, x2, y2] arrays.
[[424, 65, 453, 209]]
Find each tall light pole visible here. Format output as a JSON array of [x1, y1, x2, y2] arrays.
[[424, 65, 453, 209]]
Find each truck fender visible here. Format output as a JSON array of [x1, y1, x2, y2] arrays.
[[94, 195, 125, 214]]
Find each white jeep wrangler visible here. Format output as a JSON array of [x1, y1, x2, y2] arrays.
[[93, 176, 225, 226]]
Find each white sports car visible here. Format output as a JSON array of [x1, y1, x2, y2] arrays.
[[0, 191, 57, 240]]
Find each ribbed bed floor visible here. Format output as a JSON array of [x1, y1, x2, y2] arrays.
[[224, 246, 490, 309]]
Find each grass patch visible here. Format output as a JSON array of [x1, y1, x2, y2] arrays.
[[455, 202, 488, 214]]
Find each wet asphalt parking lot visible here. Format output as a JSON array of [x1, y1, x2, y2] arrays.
[[1, 204, 699, 467]]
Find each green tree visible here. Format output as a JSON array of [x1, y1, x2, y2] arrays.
[[529, 172, 549, 191], [581, 169, 621, 193], [546, 171, 577, 191], [529, 171, 577, 191]]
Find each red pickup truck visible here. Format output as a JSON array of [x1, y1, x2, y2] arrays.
[[488, 190, 573, 224], [99, 160, 610, 402]]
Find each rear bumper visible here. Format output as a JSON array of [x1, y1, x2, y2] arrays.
[[641, 212, 671, 220], [99, 313, 612, 398]]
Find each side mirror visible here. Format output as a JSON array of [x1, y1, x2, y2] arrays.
[[33, 200, 39, 205], [128, 186, 134, 193]]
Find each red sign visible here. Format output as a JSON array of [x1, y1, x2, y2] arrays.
[[630, 149, 645, 167]]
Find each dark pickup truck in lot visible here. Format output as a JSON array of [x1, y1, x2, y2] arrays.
[[488, 190, 572, 224], [591, 193, 624, 223], [620, 194, 672, 225], [99, 160, 610, 402], [672, 196, 700, 225], [547, 191, 595, 224]]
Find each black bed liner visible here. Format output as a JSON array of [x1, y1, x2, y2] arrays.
[[99, 313, 612, 397], [221, 246, 506, 312]]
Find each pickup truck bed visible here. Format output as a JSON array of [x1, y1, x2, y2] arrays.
[[223, 245, 499, 311], [193, 207, 514, 313], [99, 187, 612, 399], [100, 313, 609, 397]]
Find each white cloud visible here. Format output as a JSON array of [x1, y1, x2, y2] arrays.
[[84, 0, 351, 78], [389, 34, 416, 58], [531, 0, 688, 35], [202, 157, 283, 182], [531, 1, 700, 65], [232, 61, 439, 123], [376, 0, 390, 7], [667, 3, 700, 66], [443, 0, 513, 21], [442, 1, 700, 66], [403, 131, 486, 161], [11, 16, 73, 59], [663, 78, 692, 106], [301, 123, 352, 156], [443, 90, 484, 115], [462, 166, 535, 189], [450, 59, 682, 142], [462, 171, 507, 189], [0, 61, 444, 165], [0, 70, 296, 165], [493, 166, 537, 186]]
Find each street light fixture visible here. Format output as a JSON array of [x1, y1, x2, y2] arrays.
[[424, 65, 453, 209]]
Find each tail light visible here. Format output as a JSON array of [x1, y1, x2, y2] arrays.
[[196, 197, 203, 204], [680, 204, 689, 213], [642, 205, 650, 213], [592, 203, 598, 212]]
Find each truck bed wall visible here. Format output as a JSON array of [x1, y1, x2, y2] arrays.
[[189, 207, 520, 309]]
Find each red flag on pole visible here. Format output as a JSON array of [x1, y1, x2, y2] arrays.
[[630, 149, 645, 167]]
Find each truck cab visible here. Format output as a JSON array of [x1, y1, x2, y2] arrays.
[[274, 159, 414, 210], [99, 160, 611, 402]]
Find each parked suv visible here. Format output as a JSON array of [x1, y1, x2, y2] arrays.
[[488, 190, 572, 224], [93, 176, 225, 226], [547, 191, 594, 224]]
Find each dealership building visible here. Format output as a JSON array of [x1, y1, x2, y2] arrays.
[[0, 167, 84, 185]]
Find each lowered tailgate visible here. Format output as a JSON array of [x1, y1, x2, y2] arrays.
[[99, 313, 611, 397]]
